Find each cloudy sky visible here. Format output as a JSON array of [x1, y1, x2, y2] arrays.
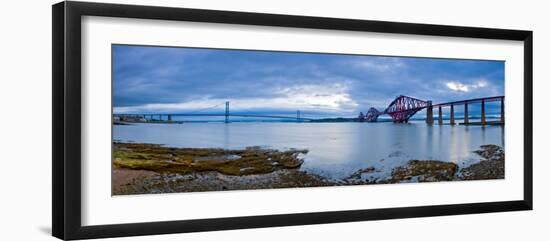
[[113, 45, 504, 117]]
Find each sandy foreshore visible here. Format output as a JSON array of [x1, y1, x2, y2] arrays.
[[112, 143, 504, 195]]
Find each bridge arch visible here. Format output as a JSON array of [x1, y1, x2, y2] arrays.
[[364, 95, 429, 123]]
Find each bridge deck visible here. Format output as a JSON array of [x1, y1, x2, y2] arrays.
[[432, 96, 504, 107]]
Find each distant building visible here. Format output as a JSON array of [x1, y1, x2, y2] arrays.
[[118, 115, 147, 123]]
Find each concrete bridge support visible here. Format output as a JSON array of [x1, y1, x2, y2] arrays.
[[438, 106, 443, 125], [450, 104, 455, 125], [500, 99, 505, 123], [426, 101, 433, 124], [481, 99, 486, 125], [464, 103, 469, 124]]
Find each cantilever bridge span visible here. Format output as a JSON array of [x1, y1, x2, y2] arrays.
[[365, 95, 505, 125], [366, 95, 429, 123]]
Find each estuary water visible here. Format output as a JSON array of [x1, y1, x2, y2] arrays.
[[113, 121, 504, 179]]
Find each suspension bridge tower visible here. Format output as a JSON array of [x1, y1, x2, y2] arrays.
[[225, 101, 230, 123]]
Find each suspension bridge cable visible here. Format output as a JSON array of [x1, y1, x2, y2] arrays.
[[177, 103, 224, 115], [171, 102, 357, 118]]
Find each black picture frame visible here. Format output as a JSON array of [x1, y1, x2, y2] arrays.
[[52, 1, 533, 240]]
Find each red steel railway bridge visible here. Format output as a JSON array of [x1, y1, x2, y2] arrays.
[[365, 95, 505, 125]]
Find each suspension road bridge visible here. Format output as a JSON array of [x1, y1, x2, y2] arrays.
[[114, 102, 314, 123], [115, 95, 505, 125]]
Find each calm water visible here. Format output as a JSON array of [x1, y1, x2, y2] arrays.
[[113, 121, 504, 179]]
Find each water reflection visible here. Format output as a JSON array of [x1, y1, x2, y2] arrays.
[[113, 121, 504, 179]]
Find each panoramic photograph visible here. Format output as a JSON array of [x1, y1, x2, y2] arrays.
[[111, 44, 505, 195]]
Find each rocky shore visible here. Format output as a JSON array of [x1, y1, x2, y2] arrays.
[[112, 143, 505, 195], [459, 144, 505, 180]]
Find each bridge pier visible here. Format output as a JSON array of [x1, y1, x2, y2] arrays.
[[500, 98, 505, 123], [168, 115, 172, 121], [481, 99, 486, 125], [426, 101, 433, 125], [464, 103, 469, 124], [438, 106, 443, 125], [296, 110, 301, 122], [450, 104, 455, 125]]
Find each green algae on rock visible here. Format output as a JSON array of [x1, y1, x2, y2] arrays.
[[390, 160, 458, 183], [113, 142, 308, 176]]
